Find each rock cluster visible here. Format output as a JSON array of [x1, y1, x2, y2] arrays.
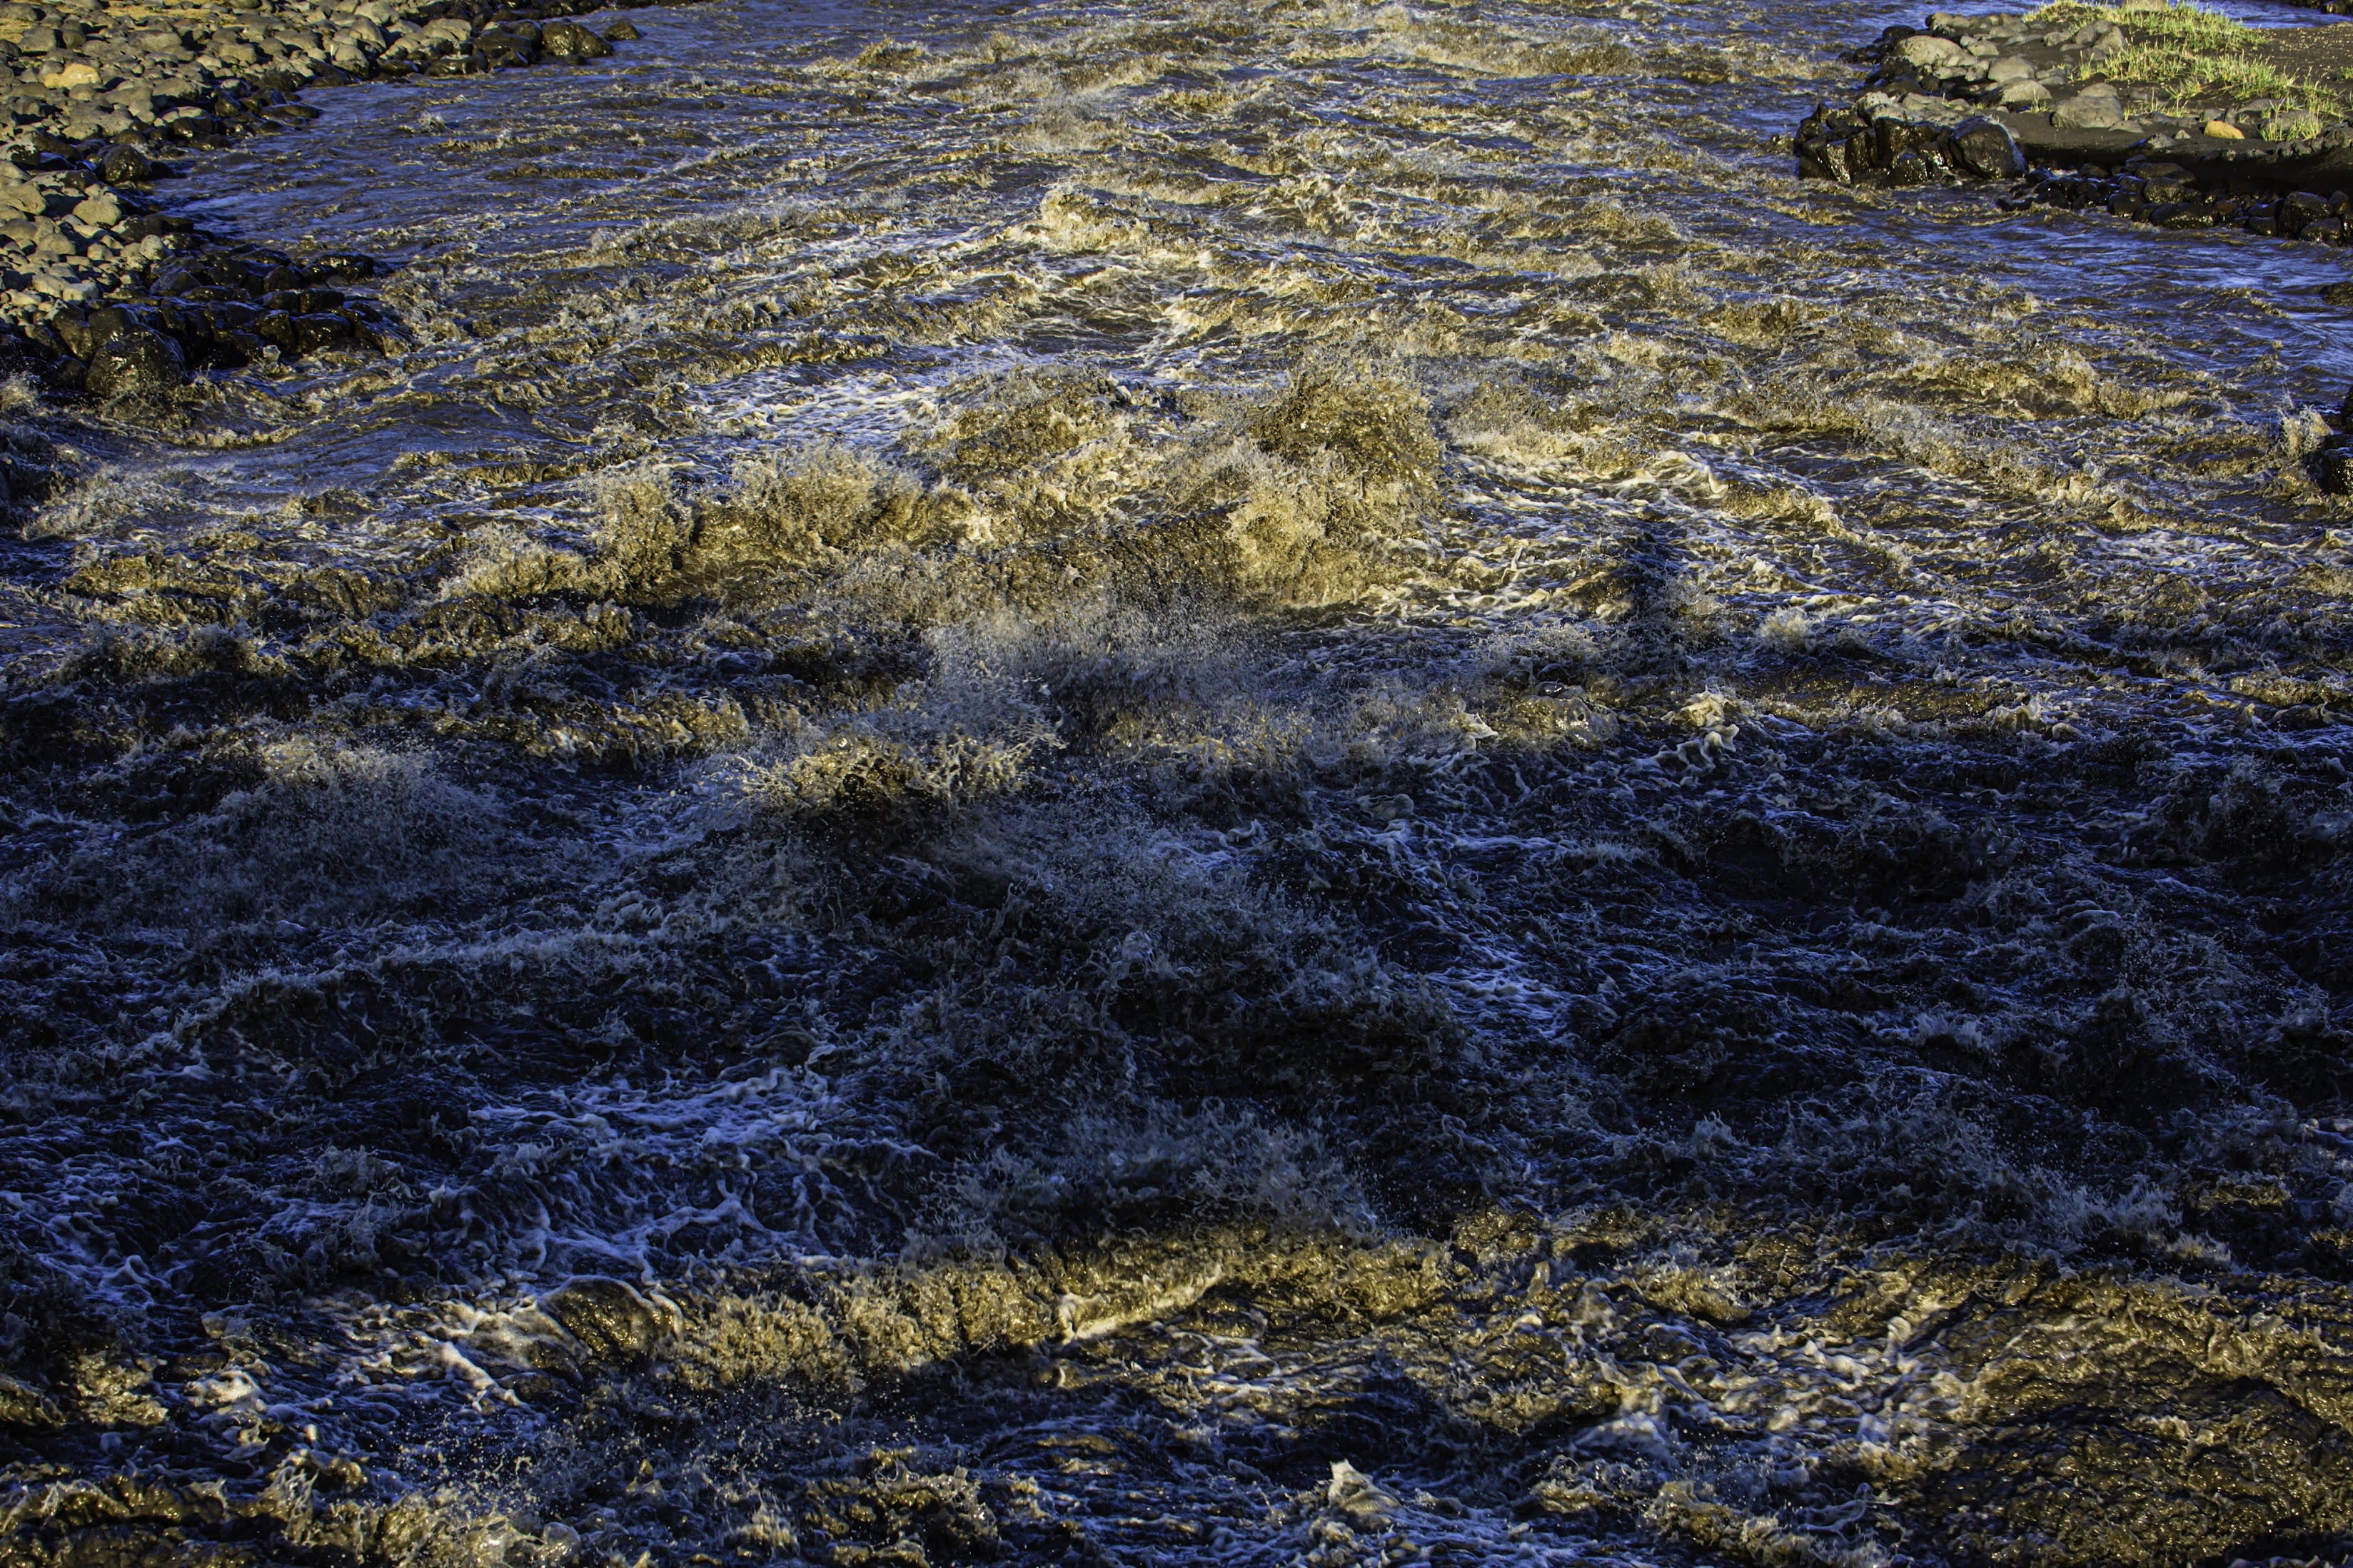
[[1800, 9, 2353, 257], [1878, 9, 2132, 118], [0, 0, 653, 398], [0, 0, 631, 143], [28, 243, 393, 394], [1798, 102, 2027, 183], [2015, 155, 2353, 243]]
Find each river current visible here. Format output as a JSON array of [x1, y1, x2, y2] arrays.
[[4, 0, 2353, 1561]]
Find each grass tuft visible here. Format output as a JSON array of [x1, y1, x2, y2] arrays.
[[2020, 1, 2342, 115]]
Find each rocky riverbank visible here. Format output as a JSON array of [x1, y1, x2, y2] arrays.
[[0, 0, 653, 397], [1798, 6, 2353, 261]]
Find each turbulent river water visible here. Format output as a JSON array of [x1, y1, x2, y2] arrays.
[[6, 0, 2353, 1561]]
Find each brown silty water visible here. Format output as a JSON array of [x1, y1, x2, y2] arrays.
[[3, 0, 2353, 1561]]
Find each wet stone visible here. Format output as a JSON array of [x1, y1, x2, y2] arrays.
[[539, 20, 610, 59], [82, 320, 183, 395], [1948, 115, 2025, 178]]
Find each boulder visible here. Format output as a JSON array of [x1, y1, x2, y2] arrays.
[[97, 145, 156, 184], [2282, 191, 2330, 235], [293, 311, 353, 353], [84, 324, 184, 396], [538, 21, 610, 59], [1946, 116, 2025, 179], [2322, 442, 2353, 495], [2052, 91, 2127, 131], [1893, 34, 1965, 68]]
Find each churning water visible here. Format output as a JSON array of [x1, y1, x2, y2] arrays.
[[5, 0, 2353, 1561]]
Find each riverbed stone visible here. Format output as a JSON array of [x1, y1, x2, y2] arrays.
[[540, 21, 611, 59], [2323, 444, 2353, 492], [83, 321, 182, 395], [0, 0, 655, 378], [1947, 116, 2025, 178], [1894, 33, 1966, 68]]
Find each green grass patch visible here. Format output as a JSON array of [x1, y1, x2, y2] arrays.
[[2025, 0, 2256, 50], [2023, 0, 2342, 116], [2102, 44, 2340, 113]]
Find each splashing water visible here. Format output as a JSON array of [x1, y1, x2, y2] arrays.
[[4, 0, 2352, 1562]]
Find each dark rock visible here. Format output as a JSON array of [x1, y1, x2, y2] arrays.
[[2305, 217, 2348, 244], [47, 310, 99, 360], [253, 308, 295, 352], [1889, 148, 1938, 185], [84, 323, 185, 397], [293, 312, 352, 353], [119, 213, 194, 241], [539, 20, 611, 59], [2147, 201, 2217, 228], [2321, 280, 2353, 305], [1946, 117, 2025, 180], [97, 144, 158, 184], [2281, 191, 2329, 236], [210, 328, 267, 365], [345, 313, 400, 354], [2322, 442, 2353, 495], [308, 252, 376, 281], [603, 20, 640, 40], [478, 28, 536, 66]]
